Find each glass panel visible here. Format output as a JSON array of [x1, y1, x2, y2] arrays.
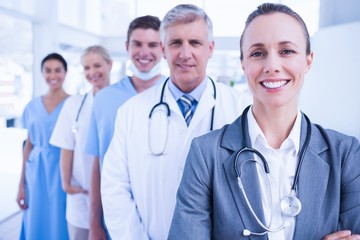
[[58, 0, 131, 36], [136, 0, 203, 18], [0, 0, 36, 16], [100, 0, 135, 36], [206, 0, 320, 37], [0, 13, 32, 128], [58, 0, 82, 29], [282, 0, 320, 37], [84, 0, 102, 34], [208, 50, 245, 85]]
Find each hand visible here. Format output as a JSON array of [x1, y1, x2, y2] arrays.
[[16, 185, 28, 210], [89, 224, 107, 240], [322, 230, 360, 240], [63, 184, 88, 195]]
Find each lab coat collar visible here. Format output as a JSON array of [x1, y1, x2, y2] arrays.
[[163, 77, 216, 129], [187, 78, 216, 130]]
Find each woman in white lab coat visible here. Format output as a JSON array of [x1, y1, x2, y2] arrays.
[[50, 45, 112, 240]]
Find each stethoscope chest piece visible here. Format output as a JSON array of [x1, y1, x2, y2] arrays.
[[235, 106, 312, 236], [280, 193, 302, 217], [71, 122, 79, 134]]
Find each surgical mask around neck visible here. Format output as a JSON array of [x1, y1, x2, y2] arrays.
[[129, 62, 161, 81]]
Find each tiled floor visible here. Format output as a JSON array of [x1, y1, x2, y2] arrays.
[[0, 211, 22, 240]]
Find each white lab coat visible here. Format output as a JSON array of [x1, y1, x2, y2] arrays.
[[101, 78, 252, 240], [50, 92, 94, 229]]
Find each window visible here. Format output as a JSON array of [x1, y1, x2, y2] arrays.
[[0, 13, 32, 127]]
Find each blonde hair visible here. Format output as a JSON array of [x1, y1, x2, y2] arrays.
[[81, 45, 112, 64]]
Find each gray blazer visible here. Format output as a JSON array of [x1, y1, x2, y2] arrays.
[[168, 114, 360, 240]]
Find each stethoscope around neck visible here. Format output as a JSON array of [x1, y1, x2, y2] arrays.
[[71, 93, 88, 134], [235, 106, 312, 236], [148, 77, 216, 156]]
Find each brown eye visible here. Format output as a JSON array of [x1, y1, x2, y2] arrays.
[[170, 41, 181, 47], [281, 49, 295, 55], [250, 51, 264, 57], [190, 40, 201, 47]]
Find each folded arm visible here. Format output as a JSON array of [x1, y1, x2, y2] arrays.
[[168, 138, 212, 240], [323, 137, 360, 239], [60, 149, 87, 194]]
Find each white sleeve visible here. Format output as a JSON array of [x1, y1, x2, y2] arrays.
[[50, 98, 75, 150], [101, 105, 149, 240]]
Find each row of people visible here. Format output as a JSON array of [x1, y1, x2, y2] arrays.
[[17, 15, 165, 240], [17, 3, 360, 240]]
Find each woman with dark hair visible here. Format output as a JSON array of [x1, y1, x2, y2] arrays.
[[17, 53, 69, 239]]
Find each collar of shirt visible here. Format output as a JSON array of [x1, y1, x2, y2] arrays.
[[167, 77, 208, 102], [246, 107, 302, 240], [247, 107, 302, 154]]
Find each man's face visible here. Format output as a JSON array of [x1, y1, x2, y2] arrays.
[[162, 19, 214, 93], [126, 28, 162, 73]]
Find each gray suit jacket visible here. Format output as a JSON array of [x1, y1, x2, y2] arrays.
[[168, 114, 360, 240]]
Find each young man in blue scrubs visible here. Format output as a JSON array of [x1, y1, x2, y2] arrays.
[[84, 15, 165, 239]]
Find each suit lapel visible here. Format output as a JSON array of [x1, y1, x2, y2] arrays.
[[293, 119, 330, 238], [220, 112, 332, 239], [221, 116, 268, 239]]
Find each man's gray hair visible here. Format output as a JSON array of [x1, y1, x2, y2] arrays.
[[160, 4, 213, 43]]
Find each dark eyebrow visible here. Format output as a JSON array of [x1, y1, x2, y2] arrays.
[[278, 41, 296, 46], [249, 43, 264, 49], [189, 38, 204, 43], [169, 38, 182, 42], [249, 41, 298, 48], [148, 41, 160, 45], [168, 38, 182, 45], [130, 40, 142, 44]]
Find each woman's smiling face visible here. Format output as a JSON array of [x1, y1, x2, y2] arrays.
[[241, 12, 313, 110]]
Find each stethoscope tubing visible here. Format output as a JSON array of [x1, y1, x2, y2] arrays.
[[235, 105, 312, 234], [75, 93, 88, 122], [149, 77, 216, 120], [235, 105, 311, 193], [149, 79, 170, 118], [147, 77, 217, 156], [71, 93, 88, 133]]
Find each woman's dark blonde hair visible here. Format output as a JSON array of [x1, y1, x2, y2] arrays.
[[240, 3, 311, 60], [81, 45, 112, 64]]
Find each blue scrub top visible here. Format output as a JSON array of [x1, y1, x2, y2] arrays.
[[84, 76, 137, 168], [21, 96, 68, 240]]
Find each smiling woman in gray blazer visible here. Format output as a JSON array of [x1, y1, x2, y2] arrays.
[[168, 3, 360, 240]]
